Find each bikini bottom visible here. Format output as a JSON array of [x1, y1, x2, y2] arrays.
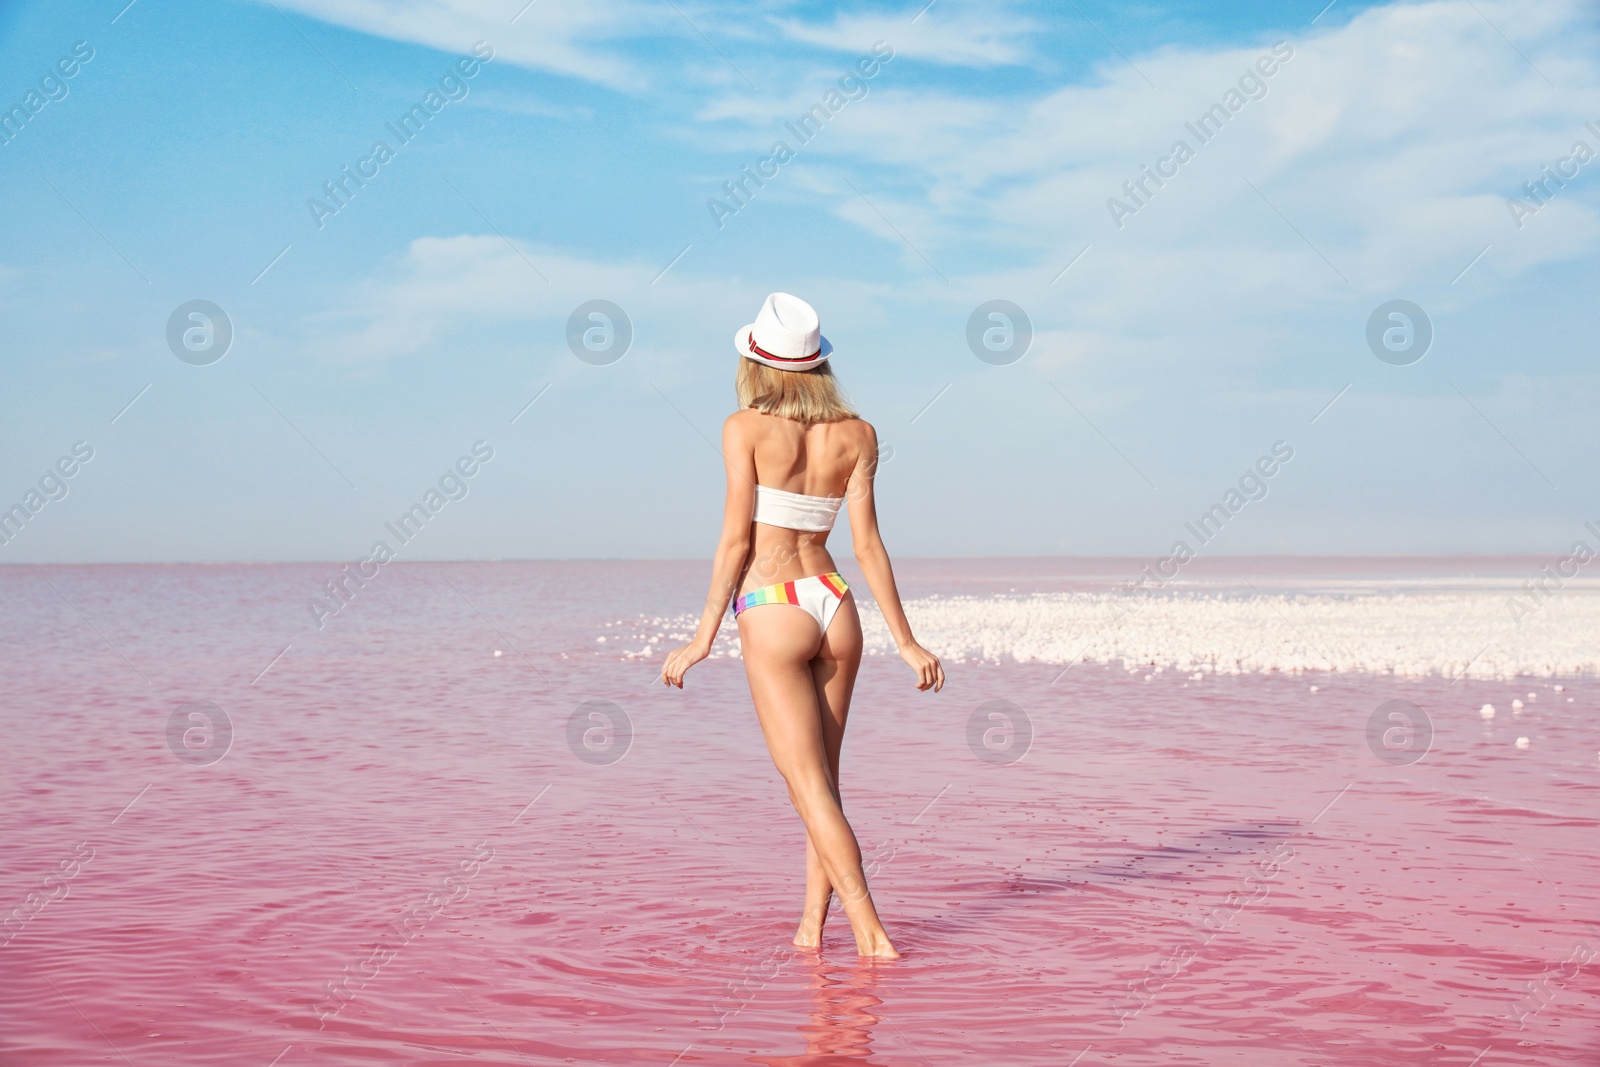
[[733, 572, 850, 633]]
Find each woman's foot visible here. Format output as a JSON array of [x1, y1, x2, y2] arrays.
[[856, 933, 900, 959], [793, 901, 829, 947], [835, 884, 898, 957]]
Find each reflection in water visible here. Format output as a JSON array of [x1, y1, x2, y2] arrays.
[[751, 957, 885, 1066]]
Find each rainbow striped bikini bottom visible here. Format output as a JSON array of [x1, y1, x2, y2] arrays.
[[733, 572, 851, 633]]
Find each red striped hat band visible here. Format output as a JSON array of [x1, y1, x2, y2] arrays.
[[748, 333, 820, 363]]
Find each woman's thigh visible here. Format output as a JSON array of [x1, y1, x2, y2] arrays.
[[738, 606, 830, 785], [812, 595, 862, 773]]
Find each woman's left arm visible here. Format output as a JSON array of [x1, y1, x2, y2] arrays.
[[661, 415, 757, 688]]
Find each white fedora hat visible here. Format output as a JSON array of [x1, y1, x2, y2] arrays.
[[734, 292, 833, 370]]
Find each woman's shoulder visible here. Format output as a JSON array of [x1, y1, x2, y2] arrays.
[[822, 418, 876, 472], [723, 408, 765, 434], [725, 409, 875, 441], [830, 416, 876, 442]]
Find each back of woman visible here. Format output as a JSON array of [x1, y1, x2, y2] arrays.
[[660, 293, 943, 959], [740, 413, 868, 586], [749, 416, 863, 499]]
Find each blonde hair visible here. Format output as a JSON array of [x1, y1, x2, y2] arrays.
[[736, 358, 859, 424]]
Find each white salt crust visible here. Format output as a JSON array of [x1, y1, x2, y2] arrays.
[[616, 584, 1600, 679], [850, 589, 1600, 679]]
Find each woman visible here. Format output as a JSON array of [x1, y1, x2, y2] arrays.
[[661, 292, 944, 959]]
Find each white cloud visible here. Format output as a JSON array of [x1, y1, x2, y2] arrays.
[[688, 0, 1600, 349], [773, 5, 1040, 68], [302, 234, 755, 371], [294, 0, 1600, 390], [265, 0, 661, 89], [265, 0, 1044, 98]]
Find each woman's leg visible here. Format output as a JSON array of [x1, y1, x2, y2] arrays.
[[739, 601, 897, 957], [795, 596, 863, 947]]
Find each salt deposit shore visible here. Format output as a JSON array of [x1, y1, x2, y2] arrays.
[[612, 564, 1600, 680], [856, 583, 1600, 679]]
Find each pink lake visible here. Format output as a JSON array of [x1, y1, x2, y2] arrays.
[[2, 558, 1598, 1066]]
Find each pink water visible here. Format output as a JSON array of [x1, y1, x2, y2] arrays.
[[3, 559, 1598, 1066]]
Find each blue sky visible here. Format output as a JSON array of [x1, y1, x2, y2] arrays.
[[1, 0, 1597, 562]]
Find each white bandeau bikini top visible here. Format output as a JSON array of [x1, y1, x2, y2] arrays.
[[752, 485, 844, 532]]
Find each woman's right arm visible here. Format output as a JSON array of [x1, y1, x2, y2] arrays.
[[845, 422, 944, 692], [661, 414, 757, 688]]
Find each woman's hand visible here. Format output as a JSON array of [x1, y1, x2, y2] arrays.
[[661, 639, 712, 688], [898, 641, 944, 692]]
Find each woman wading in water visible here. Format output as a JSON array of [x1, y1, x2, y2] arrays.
[[661, 293, 943, 958]]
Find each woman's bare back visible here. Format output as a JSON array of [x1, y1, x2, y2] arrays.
[[740, 410, 868, 497], [732, 410, 873, 593]]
